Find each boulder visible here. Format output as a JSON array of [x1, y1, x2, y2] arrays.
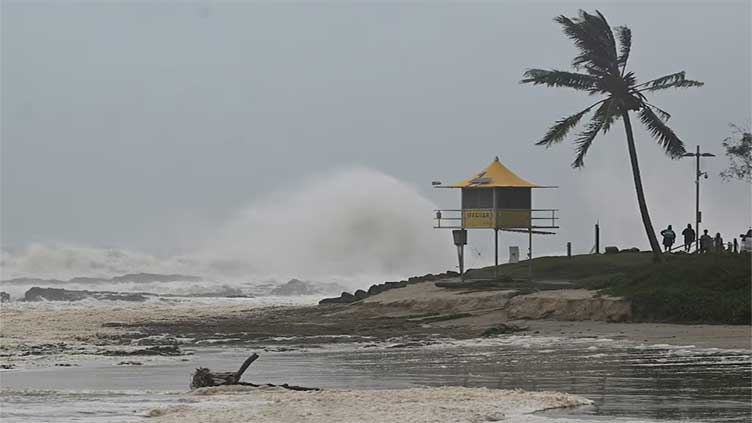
[[24, 287, 149, 302], [604, 246, 620, 254], [0, 292, 10, 303], [318, 291, 357, 305], [367, 284, 386, 296], [353, 289, 368, 300]]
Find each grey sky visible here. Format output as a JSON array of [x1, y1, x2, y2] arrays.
[[2, 1, 750, 269]]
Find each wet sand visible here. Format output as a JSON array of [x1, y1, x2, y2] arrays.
[[2, 296, 749, 370]]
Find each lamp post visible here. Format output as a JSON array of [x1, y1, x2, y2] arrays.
[[681, 145, 715, 250]]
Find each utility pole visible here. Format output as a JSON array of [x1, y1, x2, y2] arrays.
[[682, 146, 715, 250]]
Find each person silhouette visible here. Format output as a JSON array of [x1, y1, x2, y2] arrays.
[[699, 229, 713, 254], [681, 224, 696, 252], [660, 225, 676, 252]]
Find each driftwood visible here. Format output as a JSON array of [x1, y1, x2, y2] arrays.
[[190, 352, 318, 391]]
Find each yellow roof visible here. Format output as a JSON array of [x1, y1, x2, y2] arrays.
[[447, 157, 540, 188]]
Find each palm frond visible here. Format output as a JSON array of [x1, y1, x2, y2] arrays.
[[536, 107, 593, 147], [598, 99, 620, 133], [591, 10, 618, 58], [572, 100, 614, 167], [554, 13, 617, 76], [521, 69, 598, 90], [615, 26, 631, 70], [638, 106, 686, 157], [645, 102, 671, 121], [636, 71, 704, 91], [622, 71, 637, 88], [642, 79, 704, 91]]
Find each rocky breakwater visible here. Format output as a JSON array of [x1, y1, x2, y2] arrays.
[[23, 287, 152, 302], [318, 271, 459, 305]]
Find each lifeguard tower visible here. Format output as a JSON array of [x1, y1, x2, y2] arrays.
[[434, 157, 558, 280]]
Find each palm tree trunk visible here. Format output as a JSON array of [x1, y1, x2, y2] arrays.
[[622, 111, 663, 262]]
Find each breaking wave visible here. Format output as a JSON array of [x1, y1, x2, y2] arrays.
[[1, 167, 454, 292]]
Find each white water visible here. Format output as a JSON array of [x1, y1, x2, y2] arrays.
[[0, 167, 455, 296]]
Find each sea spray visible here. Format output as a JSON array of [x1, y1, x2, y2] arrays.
[[1, 167, 454, 292]]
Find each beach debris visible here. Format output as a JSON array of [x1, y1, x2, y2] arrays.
[[117, 361, 143, 366], [190, 352, 319, 391]]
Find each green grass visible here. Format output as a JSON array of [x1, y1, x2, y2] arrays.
[[468, 253, 751, 324], [470, 252, 653, 281], [603, 254, 751, 324]]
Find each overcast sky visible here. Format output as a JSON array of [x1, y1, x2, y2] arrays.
[[2, 1, 750, 272]]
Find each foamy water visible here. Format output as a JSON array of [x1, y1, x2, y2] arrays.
[[2, 324, 750, 422], [0, 386, 593, 423]]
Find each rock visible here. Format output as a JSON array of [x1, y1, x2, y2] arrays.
[[604, 246, 620, 254], [318, 291, 358, 305], [270, 279, 320, 296], [445, 271, 459, 277], [340, 292, 356, 301], [117, 361, 143, 366], [23, 287, 149, 302], [353, 289, 368, 300], [25, 287, 88, 301], [367, 284, 386, 296], [0, 364, 15, 370], [621, 247, 640, 253], [0, 292, 10, 303], [481, 324, 527, 337]]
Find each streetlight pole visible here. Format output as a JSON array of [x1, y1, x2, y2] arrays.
[[682, 145, 715, 250]]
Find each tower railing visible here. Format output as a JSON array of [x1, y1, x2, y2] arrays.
[[433, 208, 559, 230]]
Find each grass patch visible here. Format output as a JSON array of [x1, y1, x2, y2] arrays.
[[466, 253, 750, 324], [603, 254, 751, 324]]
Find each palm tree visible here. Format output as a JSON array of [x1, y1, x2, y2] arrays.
[[521, 10, 703, 261]]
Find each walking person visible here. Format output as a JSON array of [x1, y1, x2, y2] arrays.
[[699, 229, 713, 254], [714, 233, 724, 254], [681, 224, 696, 252], [660, 225, 676, 252]]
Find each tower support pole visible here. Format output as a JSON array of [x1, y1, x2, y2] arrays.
[[494, 229, 499, 280], [528, 224, 533, 281]]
